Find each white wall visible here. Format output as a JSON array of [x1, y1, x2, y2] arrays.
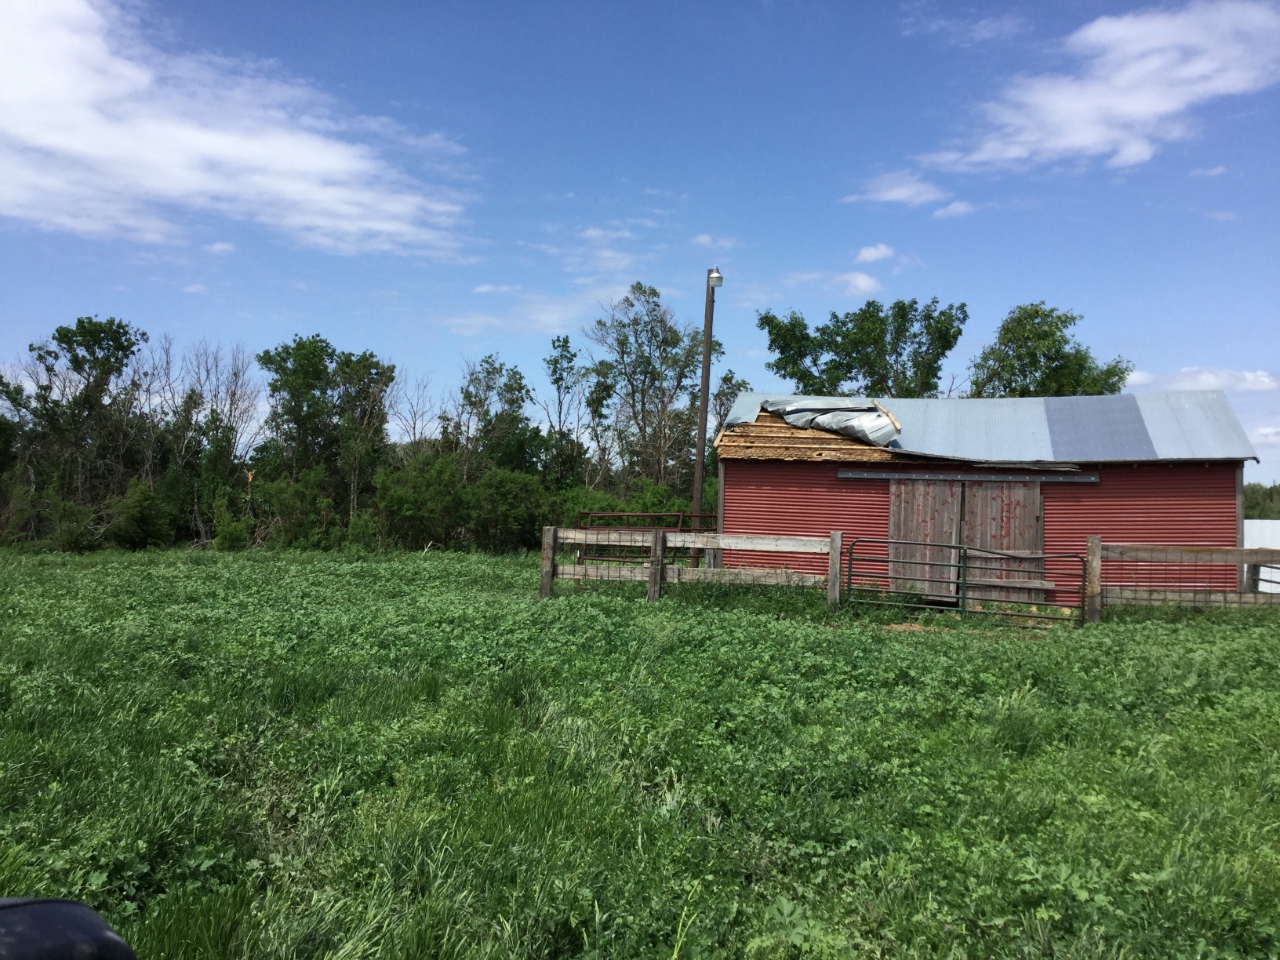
[[1244, 519, 1280, 593]]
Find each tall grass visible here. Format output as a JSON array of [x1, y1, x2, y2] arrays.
[[2, 549, 1279, 957]]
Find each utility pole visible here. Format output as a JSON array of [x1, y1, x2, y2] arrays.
[[690, 266, 722, 565]]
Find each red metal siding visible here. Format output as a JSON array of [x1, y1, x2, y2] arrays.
[[1043, 463, 1239, 595], [722, 460, 889, 576], [723, 459, 1241, 598]]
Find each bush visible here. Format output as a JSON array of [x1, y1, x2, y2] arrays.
[[465, 469, 546, 552], [105, 481, 170, 550], [549, 484, 625, 527], [212, 499, 251, 551], [375, 454, 464, 549], [254, 469, 335, 549], [625, 477, 691, 516], [345, 510, 380, 551]]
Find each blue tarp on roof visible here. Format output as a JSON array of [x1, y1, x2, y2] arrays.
[[722, 390, 1256, 463]]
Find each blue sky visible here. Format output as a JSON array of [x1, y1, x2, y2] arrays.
[[2, 0, 1278, 478]]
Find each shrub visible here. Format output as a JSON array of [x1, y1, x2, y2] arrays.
[[211, 499, 251, 551], [104, 481, 171, 550], [465, 468, 546, 552], [345, 510, 380, 551], [375, 454, 464, 549], [550, 484, 625, 528]]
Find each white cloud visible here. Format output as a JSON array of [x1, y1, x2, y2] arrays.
[[1207, 210, 1238, 221], [1190, 165, 1227, 176], [855, 243, 894, 263], [904, 11, 1026, 45], [182, 283, 206, 294], [925, 1, 1280, 170], [844, 170, 949, 205], [0, 0, 470, 254], [579, 226, 632, 241], [472, 284, 520, 294], [202, 241, 235, 255], [1255, 425, 1280, 446], [1131, 367, 1279, 391], [837, 271, 881, 294], [932, 200, 976, 218], [781, 270, 827, 288], [691, 233, 738, 250]]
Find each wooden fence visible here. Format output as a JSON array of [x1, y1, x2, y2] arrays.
[[539, 526, 843, 605], [1084, 537, 1280, 620]]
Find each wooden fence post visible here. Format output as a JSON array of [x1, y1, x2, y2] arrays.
[[539, 526, 557, 600], [647, 529, 665, 602], [827, 530, 843, 607], [1085, 534, 1101, 623]]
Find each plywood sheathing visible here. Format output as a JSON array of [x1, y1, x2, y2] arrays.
[[714, 411, 927, 463]]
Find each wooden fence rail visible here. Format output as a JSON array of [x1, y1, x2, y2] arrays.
[[1084, 537, 1280, 620], [539, 526, 843, 605]]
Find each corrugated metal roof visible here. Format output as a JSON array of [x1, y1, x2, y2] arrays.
[[724, 390, 1256, 463], [1046, 394, 1157, 461]]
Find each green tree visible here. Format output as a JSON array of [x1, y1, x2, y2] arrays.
[[443, 355, 543, 480], [255, 336, 339, 479], [540, 336, 590, 490], [967, 303, 1133, 398], [376, 454, 464, 549], [756, 297, 967, 397], [333, 351, 396, 520], [1245, 483, 1280, 520], [465, 468, 546, 553], [586, 282, 705, 489]]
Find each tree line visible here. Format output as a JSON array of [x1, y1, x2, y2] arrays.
[[3, 284, 1208, 553]]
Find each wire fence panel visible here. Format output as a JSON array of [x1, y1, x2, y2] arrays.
[[1098, 544, 1280, 608], [541, 527, 839, 601]]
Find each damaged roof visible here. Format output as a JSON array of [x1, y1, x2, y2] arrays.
[[721, 390, 1256, 463]]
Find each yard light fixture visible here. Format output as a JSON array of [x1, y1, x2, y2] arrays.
[[690, 266, 722, 564]]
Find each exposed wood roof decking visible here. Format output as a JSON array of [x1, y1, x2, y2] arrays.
[[715, 411, 925, 463]]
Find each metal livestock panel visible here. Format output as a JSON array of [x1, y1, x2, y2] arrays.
[[1043, 463, 1239, 600], [722, 460, 889, 576]]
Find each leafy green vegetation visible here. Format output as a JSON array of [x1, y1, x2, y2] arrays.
[[3, 550, 1280, 957], [1246, 482, 1280, 520]]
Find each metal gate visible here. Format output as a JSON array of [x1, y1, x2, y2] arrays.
[[846, 537, 1086, 624]]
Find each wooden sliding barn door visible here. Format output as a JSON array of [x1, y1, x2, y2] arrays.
[[961, 480, 1045, 602], [888, 477, 1045, 602], [888, 479, 962, 597]]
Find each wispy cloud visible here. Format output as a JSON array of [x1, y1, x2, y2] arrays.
[[202, 241, 235, 255], [903, 8, 1026, 45], [855, 243, 894, 263], [932, 200, 977, 219], [444, 283, 629, 336], [1128, 367, 1279, 391], [1255, 425, 1280, 446], [1190, 165, 1228, 176], [690, 233, 738, 250], [0, 0, 471, 254], [1206, 210, 1238, 221], [182, 284, 207, 294], [845, 170, 949, 205], [925, 1, 1280, 171]]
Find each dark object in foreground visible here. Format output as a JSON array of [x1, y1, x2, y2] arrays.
[[0, 900, 136, 960]]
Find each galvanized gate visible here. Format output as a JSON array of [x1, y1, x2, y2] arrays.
[[846, 537, 1086, 624]]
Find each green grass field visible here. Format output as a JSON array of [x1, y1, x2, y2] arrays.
[[2, 551, 1280, 958]]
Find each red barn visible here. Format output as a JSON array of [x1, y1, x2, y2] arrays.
[[714, 392, 1256, 603]]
